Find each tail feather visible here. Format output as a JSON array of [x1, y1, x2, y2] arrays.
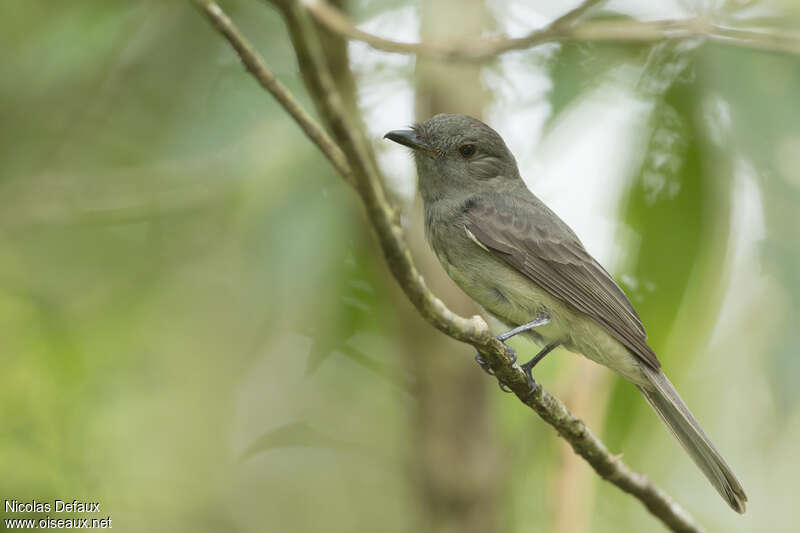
[[638, 367, 747, 513]]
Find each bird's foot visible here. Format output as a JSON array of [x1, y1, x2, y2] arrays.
[[520, 359, 539, 395], [517, 343, 558, 395], [474, 351, 493, 375], [475, 340, 518, 392], [474, 344, 517, 376], [483, 342, 557, 394]]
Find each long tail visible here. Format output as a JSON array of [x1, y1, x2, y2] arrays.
[[638, 366, 747, 513]]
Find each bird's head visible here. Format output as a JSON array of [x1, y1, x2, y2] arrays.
[[384, 114, 521, 203]]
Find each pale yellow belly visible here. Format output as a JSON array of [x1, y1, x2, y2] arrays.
[[441, 251, 648, 386]]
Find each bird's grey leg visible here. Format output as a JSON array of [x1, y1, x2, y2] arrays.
[[474, 313, 551, 392], [496, 315, 550, 342], [518, 342, 559, 391], [493, 342, 559, 394]]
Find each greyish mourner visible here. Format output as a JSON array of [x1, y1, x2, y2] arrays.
[[385, 113, 747, 513]]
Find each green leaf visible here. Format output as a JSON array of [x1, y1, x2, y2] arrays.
[[240, 422, 346, 461]]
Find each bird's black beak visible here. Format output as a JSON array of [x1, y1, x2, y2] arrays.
[[384, 129, 437, 154]]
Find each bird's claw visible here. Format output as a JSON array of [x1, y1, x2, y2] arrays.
[[497, 360, 538, 394], [476, 320, 555, 395], [505, 345, 517, 365], [474, 352, 494, 376], [521, 360, 539, 395], [475, 341, 517, 392]]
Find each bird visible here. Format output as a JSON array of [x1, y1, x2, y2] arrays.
[[384, 113, 747, 513]]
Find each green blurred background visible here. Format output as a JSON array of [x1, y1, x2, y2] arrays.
[[1, 0, 799, 532]]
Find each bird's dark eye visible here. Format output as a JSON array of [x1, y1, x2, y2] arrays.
[[458, 144, 476, 158]]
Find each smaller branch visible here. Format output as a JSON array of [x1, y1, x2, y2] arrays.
[[306, 0, 800, 59], [276, 0, 494, 344], [304, 0, 567, 60], [709, 23, 800, 55], [193, 0, 353, 182], [550, 0, 606, 29]]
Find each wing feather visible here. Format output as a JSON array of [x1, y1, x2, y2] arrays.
[[465, 196, 659, 369]]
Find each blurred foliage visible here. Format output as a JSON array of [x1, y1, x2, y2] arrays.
[[1, 1, 799, 533], [703, 44, 800, 409]]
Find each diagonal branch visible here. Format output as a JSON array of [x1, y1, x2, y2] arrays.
[[306, 0, 800, 59], [192, 1, 704, 531], [193, 0, 353, 182]]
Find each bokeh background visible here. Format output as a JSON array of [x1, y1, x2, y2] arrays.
[[2, 0, 799, 532]]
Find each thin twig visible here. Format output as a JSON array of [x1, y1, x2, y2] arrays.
[[550, 0, 606, 29], [193, 0, 352, 182], [193, 1, 704, 531], [306, 0, 800, 60]]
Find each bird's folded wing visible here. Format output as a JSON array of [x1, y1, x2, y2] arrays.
[[464, 202, 660, 370]]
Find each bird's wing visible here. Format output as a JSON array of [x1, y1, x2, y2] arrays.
[[464, 196, 660, 370]]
